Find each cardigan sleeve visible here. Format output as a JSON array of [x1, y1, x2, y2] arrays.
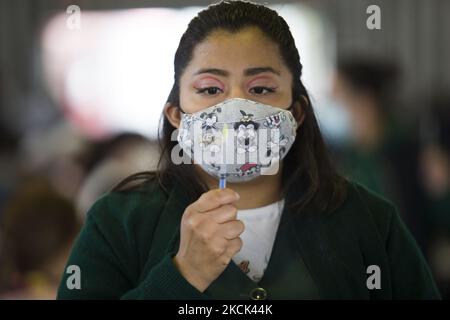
[[56, 194, 210, 300], [385, 206, 441, 299]]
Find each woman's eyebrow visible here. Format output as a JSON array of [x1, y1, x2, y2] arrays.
[[244, 67, 281, 77], [193, 68, 229, 77], [192, 66, 281, 77]]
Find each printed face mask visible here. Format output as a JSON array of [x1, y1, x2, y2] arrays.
[[177, 98, 298, 183]]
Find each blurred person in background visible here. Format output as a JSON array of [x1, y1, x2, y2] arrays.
[[0, 176, 80, 299], [75, 132, 159, 220], [18, 120, 88, 202], [18, 118, 159, 220], [332, 57, 427, 248], [419, 95, 450, 299]]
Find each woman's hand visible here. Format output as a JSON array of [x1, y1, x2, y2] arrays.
[[173, 188, 244, 292]]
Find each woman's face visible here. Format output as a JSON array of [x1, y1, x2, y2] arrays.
[[167, 27, 295, 126]]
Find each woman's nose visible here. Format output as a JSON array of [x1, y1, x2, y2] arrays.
[[227, 86, 248, 100]]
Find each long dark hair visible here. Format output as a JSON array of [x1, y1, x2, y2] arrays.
[[114, 0, 347, 214]]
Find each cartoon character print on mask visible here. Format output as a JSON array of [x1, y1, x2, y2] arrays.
[[263, 112, 290, 158], [234, 110, 259, 154], [263, 112, 285, 129], [200, 107, 221, 130], [177, 114, 195, 156], [197, 107, 222, 154], [266, 131, 289, 158], [232, 110, 261, 177], [236, 162, 260, 177]]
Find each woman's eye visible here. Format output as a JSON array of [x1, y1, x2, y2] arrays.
[[250, 86, 275, 95], [196, 87, 223, 96]]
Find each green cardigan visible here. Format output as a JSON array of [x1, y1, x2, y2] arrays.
[[57, 179, 440, 299]]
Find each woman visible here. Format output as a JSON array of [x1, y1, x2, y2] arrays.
[[57, 1, 440, 299]]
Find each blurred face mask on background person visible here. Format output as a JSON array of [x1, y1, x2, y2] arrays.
[[177, 98, 298, 183]]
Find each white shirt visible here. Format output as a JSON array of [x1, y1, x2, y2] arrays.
[[232, 199, 285, 282]]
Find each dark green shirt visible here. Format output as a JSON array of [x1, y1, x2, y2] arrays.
[[57, 179, 440, 299]]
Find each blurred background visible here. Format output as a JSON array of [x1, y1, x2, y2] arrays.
[[0, 0, 449, 299]]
